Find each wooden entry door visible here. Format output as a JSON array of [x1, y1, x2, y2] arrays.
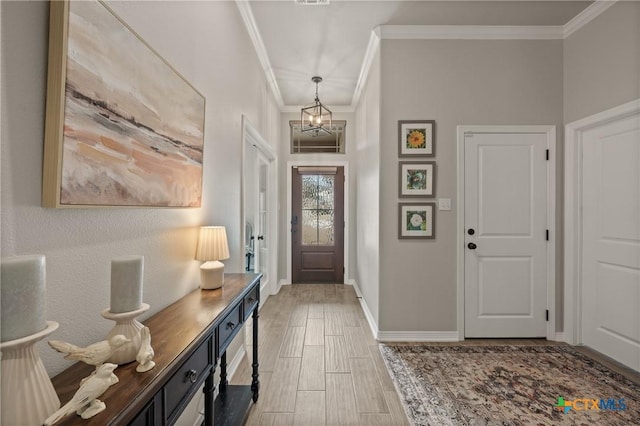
[[464, 131, 549, 337], [292, 166, 344, 283]]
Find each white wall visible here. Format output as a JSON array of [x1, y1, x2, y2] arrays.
[[278, 111, 357, 284], [1, 0, 280, 378], [378, 39, 564, 333], [354, 49, 381, 325]]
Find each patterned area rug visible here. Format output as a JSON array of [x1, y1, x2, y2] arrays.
[[379, 344, 640, 426]]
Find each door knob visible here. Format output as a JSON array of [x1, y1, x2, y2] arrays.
[[257, 235, 264, 241], [467, 228, 475, 235], [467, 242, 477, 250]]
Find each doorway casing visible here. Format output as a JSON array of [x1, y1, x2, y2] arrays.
[[286, 160, 350, 285], [563, 99, 640, 346], [456, 125, 557, 341], [241, 115, 278, 296]]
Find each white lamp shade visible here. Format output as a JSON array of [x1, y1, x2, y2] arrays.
[[195, 226, 230, 262]]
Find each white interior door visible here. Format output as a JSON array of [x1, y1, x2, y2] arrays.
[[464, 131, 549, 337], [581, 113, 640, 371], [241, 116, 277, 295], [254, 152, 269, 276]]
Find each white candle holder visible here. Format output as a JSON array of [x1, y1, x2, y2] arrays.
[[100, 303, 149, 365], [0, 321, 61, 426]]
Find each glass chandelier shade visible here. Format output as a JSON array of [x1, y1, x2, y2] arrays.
[[301, 76, 332, 136]]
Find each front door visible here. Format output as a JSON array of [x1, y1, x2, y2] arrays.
[[292, 166, 344, 283], [464, 131, 549, 337]]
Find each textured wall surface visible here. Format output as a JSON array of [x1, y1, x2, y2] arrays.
[[378, 39, 564, 332], [1, 0, 279, 379], [564, 1, 640, 124]]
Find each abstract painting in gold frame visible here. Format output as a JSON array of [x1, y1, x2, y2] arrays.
[[43, 0, 205, 208]]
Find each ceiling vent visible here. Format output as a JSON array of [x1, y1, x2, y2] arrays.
[[295, 0, 330, 5]]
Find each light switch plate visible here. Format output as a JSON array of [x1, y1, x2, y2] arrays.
[[438, 198, 451, 211]]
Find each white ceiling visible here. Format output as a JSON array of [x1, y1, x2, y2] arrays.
[[246, 1, 592, 109]]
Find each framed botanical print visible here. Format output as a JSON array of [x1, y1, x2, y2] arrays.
[[398, 120, 435, 157], [399, 161, 436, 198], [399, 202, 436, 239]]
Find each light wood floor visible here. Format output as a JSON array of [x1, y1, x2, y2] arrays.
[[232, 284, 409, 426]]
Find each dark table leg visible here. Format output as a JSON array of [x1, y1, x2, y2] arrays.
[[203, 362, 216, 426], [251, 304, 260, 402], [220, 351, 228, 394]]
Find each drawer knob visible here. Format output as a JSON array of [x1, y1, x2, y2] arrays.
[[227, 321, 236, 330], [186, 369, 197, 384]]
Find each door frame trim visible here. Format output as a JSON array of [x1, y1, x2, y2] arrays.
[[287, 160, 349, 285], [563, 99, 640, 345], [241, 115, 278, 296], [456, 125, 556, 340]]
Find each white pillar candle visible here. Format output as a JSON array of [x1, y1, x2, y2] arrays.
[[110, 255, 143, 313], [1, 255, 47, 342]]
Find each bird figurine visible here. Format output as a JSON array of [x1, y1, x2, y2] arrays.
[[48, 334, 131, 366], [44, 363, 119, 425], [136, 326, 155, 373]]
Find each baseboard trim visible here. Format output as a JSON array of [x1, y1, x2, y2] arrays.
[[351, 280, 379, 340], [377, 331, 460, 342], [553, 332, 565, 343], [277, 279, 289, 294], [193, 414, 204, 426], [228, 345, 246, 380]]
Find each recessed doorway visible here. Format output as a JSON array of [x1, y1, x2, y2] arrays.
[[290, 166, 345, 283]]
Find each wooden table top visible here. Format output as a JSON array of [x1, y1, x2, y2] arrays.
[[49, 273, 261, 425]]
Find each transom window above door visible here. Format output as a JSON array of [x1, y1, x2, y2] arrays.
[[290, 120, 346, 154]]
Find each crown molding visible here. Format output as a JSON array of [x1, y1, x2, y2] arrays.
[[239, 1, 618, 112], [351, 27, 381, 109], [563, 0, 617, 38], [235, 0, 285, 109], [379, 25, 564, 40]]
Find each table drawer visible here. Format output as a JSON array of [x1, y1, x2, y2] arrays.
[[218, 304, 242, 354], [243, 285, 259, 320], [164, 337, 211, 421]]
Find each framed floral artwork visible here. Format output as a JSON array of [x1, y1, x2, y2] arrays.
[[399, 161, 436, 198], [398, 120, 435, 157], [399, 202, 435, 239]]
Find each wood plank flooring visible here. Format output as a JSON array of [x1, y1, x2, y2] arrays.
[[231, 284, 409, 426]]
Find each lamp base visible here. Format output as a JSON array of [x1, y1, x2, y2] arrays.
[[200, 261, 225, 290]]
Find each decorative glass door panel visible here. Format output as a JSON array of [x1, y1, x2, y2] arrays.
[[301, 175, 335, 245], [292, 167, 344, 283]]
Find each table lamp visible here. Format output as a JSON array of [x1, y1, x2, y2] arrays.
[[195, 226, 230, 290]]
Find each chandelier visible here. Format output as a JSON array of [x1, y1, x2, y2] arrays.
[[300, 76, 332, 136]]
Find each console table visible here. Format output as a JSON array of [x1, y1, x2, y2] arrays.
[[50, 273, 261, 426]]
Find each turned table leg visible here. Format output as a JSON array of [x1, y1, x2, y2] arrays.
[[251, 303, 260, 402]]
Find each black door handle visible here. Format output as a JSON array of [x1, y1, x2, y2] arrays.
[[468, 242, 477, 250], [257, 235, 264, 241]]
